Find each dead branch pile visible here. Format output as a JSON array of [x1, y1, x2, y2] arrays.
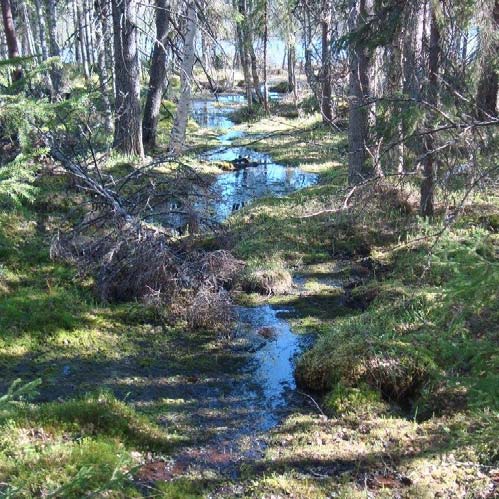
[[52, 222, 243, 332], [46, 132, 243, 333]]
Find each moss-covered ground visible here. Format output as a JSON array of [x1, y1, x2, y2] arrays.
[[0, 109, 497, 497], [219, 114, 498, 497]]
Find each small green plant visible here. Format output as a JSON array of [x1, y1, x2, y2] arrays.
[[0, 378, 41, 411]]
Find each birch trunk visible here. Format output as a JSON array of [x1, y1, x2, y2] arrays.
[[77, 4, 90, 79], [34, 0, 49, 60], [169, 1, 197, 155], [247, 32, 263, 102], [46, 0, 63, 94], [262, 0, 269, 111], [321, 0, 332, 124], [95, 0, 113, 133], [287, 43, 296, 96], [237, 0, 252, 106]]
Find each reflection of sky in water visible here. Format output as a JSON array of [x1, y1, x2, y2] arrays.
[[159, 95, 317, 232], [191, 95, 246, 130], [213, 160, 316, 221], [236, 305, 308, 431]]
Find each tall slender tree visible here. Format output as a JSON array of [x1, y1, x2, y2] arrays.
[[1, 0, 23, 81], [420, 1, 441, 217], [169, 1, 197, 155], [321, 0, 332, 123], [142, 0, 171, 150], [33, 0, 49, 61], [236, 0, 253, 106], [476, 0, 499, 118], [348, 0, 373, 185], [46, 0, 63, 94], [112, 0, 144, 157], [95, 0, 113, 134]]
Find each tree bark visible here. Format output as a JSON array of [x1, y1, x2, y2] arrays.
[[142, 0, 170, 150], [237, 0, 252, 106], [476, 0, 499, 119], [321, 0, 332, 124], [247, 30, 263, 102], [1, 0, 23, 81], [112, 0, 144, 157], [169, 1, 197, 155], [72, 0, 81, 64], [348, 0, 372, 185], [420, 3, 440, 217], [95, 0, 113, 134], [83, 0, 94, 66], [33, 0, 49, 60], [303, 5, 320, 100], [288, 41, 297, 104], [262, 0, 269, 111], [21, 1, 35, 57], [77, 3, 90, 79], [46, 0, 63, 94]]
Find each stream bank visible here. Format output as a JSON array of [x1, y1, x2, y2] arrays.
[[1, 97, 496, 498], [136, 96, 331, 481]]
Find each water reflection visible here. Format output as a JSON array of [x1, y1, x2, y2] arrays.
[[235, 305, 311, 431], [159, 95, 318, 233]]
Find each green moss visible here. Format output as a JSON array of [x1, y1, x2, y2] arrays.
[[239, 257, 293, 295], [325, 382, 389, 417], [153, 479, 205, 498]]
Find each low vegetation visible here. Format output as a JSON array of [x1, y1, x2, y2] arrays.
[[0, 0, 497, 493]]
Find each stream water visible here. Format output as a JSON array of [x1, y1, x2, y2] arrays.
[[165, 97, 317, 230], [157, 95, 318, 478]]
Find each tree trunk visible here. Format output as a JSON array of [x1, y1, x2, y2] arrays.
[[142, 0, 170, 150], [262, 0, 269, 111], [71, 0, 81, 64], [46, 0, 63, 94], [288, 42, 297, 102], [77, 2, 90, 80], [420, 3, 441, 217], [100, 0, 114, 95], [476, 0, 499, 119], [1, 0, 23, 81], [303, 5, 320, 103], [83, 0, 94, 66], [169, 1, 197, 156], [287, 43, 295, 90], [237, 0, 252, 106], [95, 0, 113, 133], [321, 0, 332, 124], [348, 0, 372, 185], [112, 0, 144, 157], [33, 0, 49, 60], [248, 32, 263, 102], [21, 1, 35, 57]]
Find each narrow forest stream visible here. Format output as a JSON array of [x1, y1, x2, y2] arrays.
[[148, 96, 320, 480]]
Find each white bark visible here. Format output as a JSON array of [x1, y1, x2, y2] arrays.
[[169, 1, 197, 156]]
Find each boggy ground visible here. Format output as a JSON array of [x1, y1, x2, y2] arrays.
[[216, 114, 498, 498], [1, 111, 498, 497]]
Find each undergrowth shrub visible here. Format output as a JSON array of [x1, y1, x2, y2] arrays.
[[186, 287, 234, 334], [296, 218, 498, 416]]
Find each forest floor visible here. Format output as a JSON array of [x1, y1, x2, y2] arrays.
[[0, 107, 498, 497]]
